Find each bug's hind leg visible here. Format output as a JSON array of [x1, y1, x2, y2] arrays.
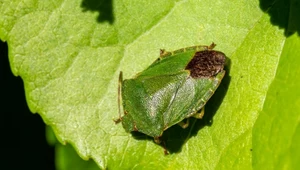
[[178, 118, 190, 129], [193, 107, 205, 119]]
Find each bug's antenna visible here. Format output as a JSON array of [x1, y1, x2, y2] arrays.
[[118, 71, 123, 120], [114, 71, 123, 124]]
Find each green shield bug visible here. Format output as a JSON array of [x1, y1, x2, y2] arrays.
[[115, 43, 226, 147]]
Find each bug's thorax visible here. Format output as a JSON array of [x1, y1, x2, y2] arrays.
[[185, 50, 226, 78]]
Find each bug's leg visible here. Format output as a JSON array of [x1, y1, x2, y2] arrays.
[[154, 136, 169, 155], [163, 141, 169, 155], [159, 49, 172, 58], [178, 118, 190, 129], [208, 43, 216, 49], [154, 136, 161, 144], [160, 49, 166, 56], [193, 107, 205, 119], [208, 42, 216, 50], [114, 71, 123, 124], [113, 118, 122, 124]]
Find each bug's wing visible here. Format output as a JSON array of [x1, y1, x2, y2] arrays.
[[163, 71, 226, 128], [121, 72, 188, 137]]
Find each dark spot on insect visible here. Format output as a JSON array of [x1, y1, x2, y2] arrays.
[[185, 50, 226, 78], [250, 148, 252, 151]]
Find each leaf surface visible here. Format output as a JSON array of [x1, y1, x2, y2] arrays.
[[1, 0, 299, 169]]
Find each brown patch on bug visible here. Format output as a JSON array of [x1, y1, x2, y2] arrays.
[[185, 50, 226, 78]]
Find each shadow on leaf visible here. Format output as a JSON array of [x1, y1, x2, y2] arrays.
[[132, 58, 231, 154], [259, 0, 300, 36], [81, 0, 114, 24]]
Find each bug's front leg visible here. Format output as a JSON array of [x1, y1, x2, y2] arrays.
[[208, 42, 216, 50]]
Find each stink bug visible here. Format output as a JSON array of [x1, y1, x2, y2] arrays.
[[115, 43, 226, 145]]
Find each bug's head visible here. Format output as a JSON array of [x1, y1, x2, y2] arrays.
[[185, 50, 226, 78]]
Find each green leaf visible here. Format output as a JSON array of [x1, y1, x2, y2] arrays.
[[1, 0, 299, 169], [46, 126, 99, 170], [253, 35, 300, 169]]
